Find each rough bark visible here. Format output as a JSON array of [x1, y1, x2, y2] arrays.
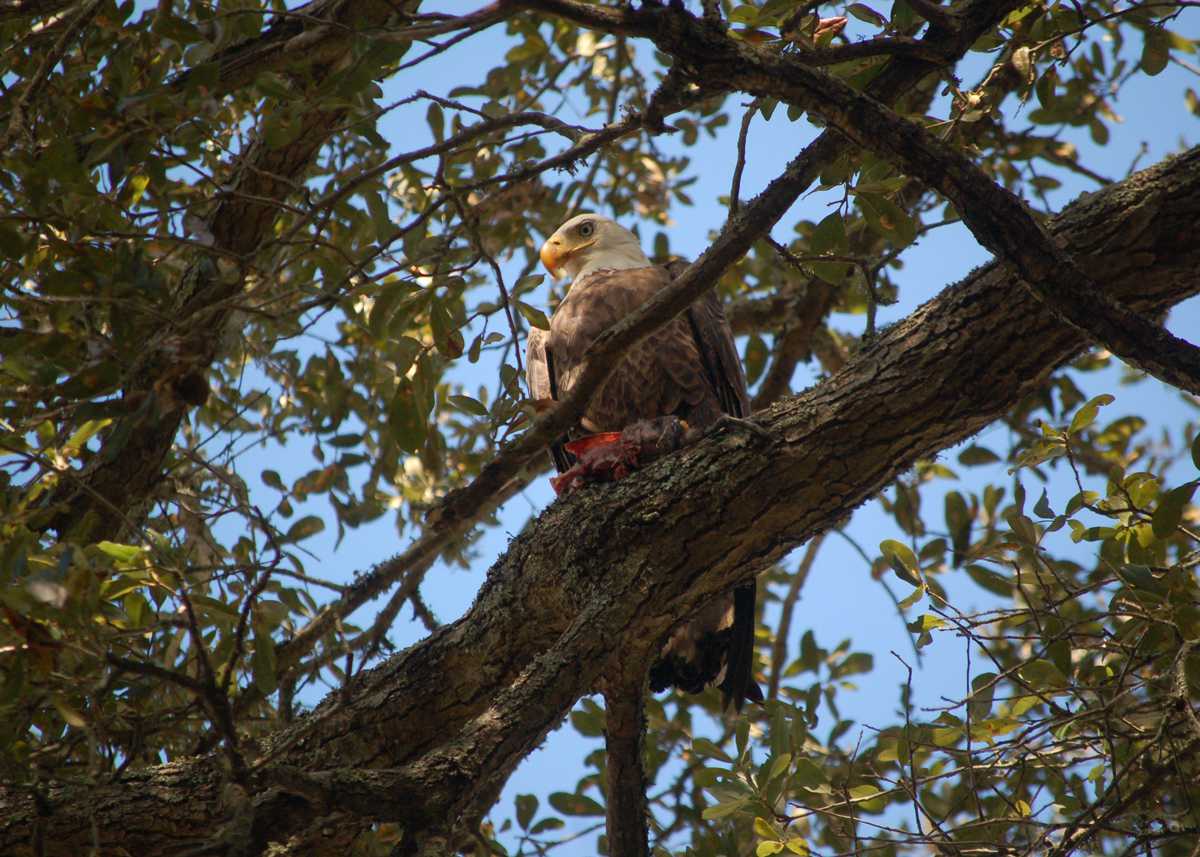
[[2, 143, 1197, 857], [603, 682, 651, 857]]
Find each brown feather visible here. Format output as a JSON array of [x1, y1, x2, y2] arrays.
[[524, 259, 760, 710]]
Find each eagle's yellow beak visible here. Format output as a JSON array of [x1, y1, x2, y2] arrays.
[[539, 238, 565, 279], [539, 234, 596, 279]]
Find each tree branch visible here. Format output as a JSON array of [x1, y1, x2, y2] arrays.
[[519, 0, 1200, 394], [275, 0, 1017, 684], [603, 675, 652, 857], [4, 143, 1198, 857], [767, 534, 825, 700], [905, 0, 960, 32], [0, 0, 72, 20]]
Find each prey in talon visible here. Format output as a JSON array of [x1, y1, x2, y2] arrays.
[[549, 416, 699, 495], [525, 213, 763, 711]]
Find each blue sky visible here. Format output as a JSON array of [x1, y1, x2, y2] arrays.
[[224, 5, 1199, 852]]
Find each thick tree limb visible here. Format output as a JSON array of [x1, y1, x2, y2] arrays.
[[277, 0, 1016, 684], [3, 143, 1198, 857]]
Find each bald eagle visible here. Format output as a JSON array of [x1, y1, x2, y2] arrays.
[[526, 213, 762, 711]]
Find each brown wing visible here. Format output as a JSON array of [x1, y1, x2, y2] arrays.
[[687, 290, 751, 420], [654, 259, 761, 710], [548, 266, 720, 433], [538, 262, 760, 709], [525, 327, 571, 474], [526, 326, 555, 402]]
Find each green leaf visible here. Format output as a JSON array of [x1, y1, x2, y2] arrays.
[[64, 418, 112, 453], [153, 12, 202, 44], [701, 798, 748, 820], [847, 3, 887, 27], [365, 190, 393, 244], [756, 842, 784, 857], [1033, 489, 1054, 519], [1141, 26, 1170, 75], [812, 259, 855, 285], [448, 394, 488, 417], [547, 792, 604, 816], [97, 541, 144, 563], [849, 785, 883, 801], [858, 193, 917, 247], [958, 444, 1000, 466], [744, 334, 768, 385], [767, 752, 792, 781], [254, 72, 294, 100], [261, 470, 285, 491], [389, 379, 429, 453], [0, 224, 26, 260], [529, 818, 563, 834], [1069, 394, 1114, 434], [53, 698, 88, 728], [430, 298, 464, 359], [252, 631, 278, 695], [809, 212, 847, 255], [517, 300, 550, 331], [965, 564, 1013, 597], [426, 103, 444, 141], [692, 737, 732, 762], [968, 672, 998, 720], [791, 758, 828, 788], [1020, 658, 1068, 692], [286, 515, 325, 543], [1152, 482, 1197, 538], [513, 273, 545, 295], [728, 5, 759, 25], [1190, 432, 1200, 471], [880, 539, 920, 586], [753, 817, 777, 840], [515, 794, 538, 830], [944, 490, 971, 560]]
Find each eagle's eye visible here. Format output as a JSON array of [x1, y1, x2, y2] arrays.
[[577, 221, 595, 238]]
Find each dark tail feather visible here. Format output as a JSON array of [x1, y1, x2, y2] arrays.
[[720, 581, 760, 711]]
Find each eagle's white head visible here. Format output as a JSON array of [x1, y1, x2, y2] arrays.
[[539, 213, 652, 280]]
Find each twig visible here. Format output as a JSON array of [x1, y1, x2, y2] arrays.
[[0, 0, 73, 20], [905, 0, 958, 31], [176, 584, 248, 784], [1, 0, 102, 150], [105, 654, 208, 693], [767, 534, 824, 699], [728, 98, 760, 216]]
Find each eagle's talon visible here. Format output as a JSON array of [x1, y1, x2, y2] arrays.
[[713, 414, 774, 443]]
